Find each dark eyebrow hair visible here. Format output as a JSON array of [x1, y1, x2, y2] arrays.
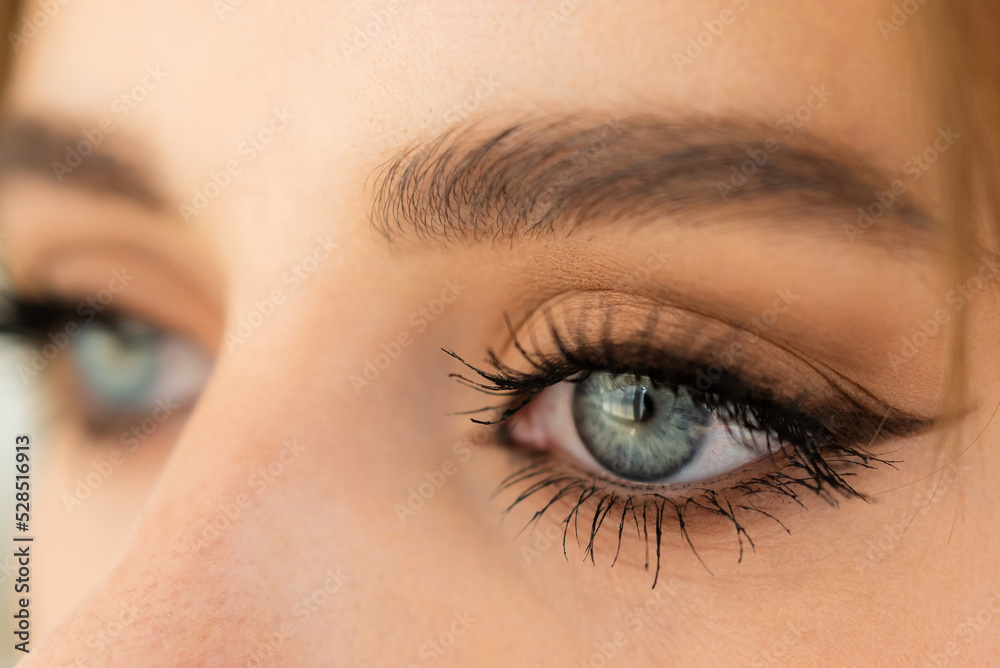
[[369, 115, 937, 248], [0, 115, 938, 251], [0, 117, 164, 209]]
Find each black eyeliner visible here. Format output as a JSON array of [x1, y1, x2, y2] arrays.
[[444, 304, 938, 587]]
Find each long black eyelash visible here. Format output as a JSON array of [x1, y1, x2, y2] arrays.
[[490, 445, 895, 587], [0, 292, 116, 338], [0, 293, 63, 336], [444, 312, 934, 586], [0, 292, 164, 437]]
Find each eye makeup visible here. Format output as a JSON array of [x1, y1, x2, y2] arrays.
[[0, 292, 209, 435], [445, 291, 939, 585], [0, 280, 943, 587]]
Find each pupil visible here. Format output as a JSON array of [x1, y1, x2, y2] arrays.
[[632, 386, 653, 422], [600, 382, 657, 424]]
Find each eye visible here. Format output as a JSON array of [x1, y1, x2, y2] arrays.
[[508, 372, 778, 486], [445, 296, 939, 584], [71, 317, 211, 419], [0, 293, 211, 427]]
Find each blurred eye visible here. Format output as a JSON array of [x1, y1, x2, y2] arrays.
[[509, 372, 777, 485], [71, 317, 211, 420]]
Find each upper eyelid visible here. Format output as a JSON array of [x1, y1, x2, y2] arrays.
[[0, 293, 212, 363], [448, 297, 940, 451], [488, 291, 934, 416]]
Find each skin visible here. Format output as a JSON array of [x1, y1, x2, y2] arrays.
[[1, 0, 999, 665]]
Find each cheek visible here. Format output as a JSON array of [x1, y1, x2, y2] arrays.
[[33, 419, 179, 632]]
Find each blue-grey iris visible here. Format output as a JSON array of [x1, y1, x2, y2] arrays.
[[73, 320, 161, 409], [571, 373, 714, 481]]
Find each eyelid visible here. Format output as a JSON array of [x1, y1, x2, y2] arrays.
[[1, 298, 209, 436], [448, 296, 946, 583], [490, 290, 933, 432], [8, 247, 221, 356], [2, 221, 223, 354]]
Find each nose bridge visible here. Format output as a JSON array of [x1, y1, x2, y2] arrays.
[[24, 315, 399, 666], [25, 264, 502, 665]]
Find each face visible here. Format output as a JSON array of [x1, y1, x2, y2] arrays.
[[2, 0, 999, 665]]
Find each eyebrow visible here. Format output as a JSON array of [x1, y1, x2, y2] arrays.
[[369, 115, 937, 248], [0, 115, 936, 250], [0, 117, 164, 209]]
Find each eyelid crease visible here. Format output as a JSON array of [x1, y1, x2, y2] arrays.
[[453, 293, 945, 585], [454, 289, 939, 440]]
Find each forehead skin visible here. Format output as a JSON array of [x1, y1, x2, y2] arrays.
[[8, 1, 993, 667], [8, 1, 932, 268]]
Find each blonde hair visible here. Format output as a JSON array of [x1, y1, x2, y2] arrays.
[[923, 1, 1000, 460], [0, 3, 21, 91]]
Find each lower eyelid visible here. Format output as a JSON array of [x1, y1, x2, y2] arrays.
[[448, 298, 939, 574], [492, 449, 799, 585]]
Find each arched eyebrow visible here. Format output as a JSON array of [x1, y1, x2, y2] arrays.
[[369, 115, 940, 249], [0, 117, 165, 210], [0, 114, 940, 251]]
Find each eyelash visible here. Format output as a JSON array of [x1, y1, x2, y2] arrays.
[[0, 293, 89, 335], [1, 291, 931, 586], [0, 293, 160, 434], [445, 310, 932, 586]]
